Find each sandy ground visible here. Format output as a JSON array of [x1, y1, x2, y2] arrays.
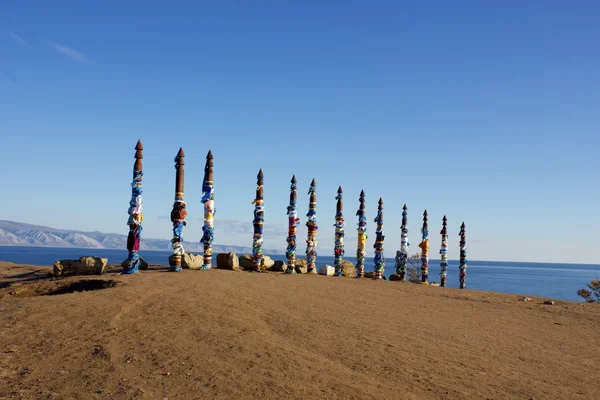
[[1, 261, 599, 400]]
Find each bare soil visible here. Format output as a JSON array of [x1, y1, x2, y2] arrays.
[[1, 261, 598, 399]]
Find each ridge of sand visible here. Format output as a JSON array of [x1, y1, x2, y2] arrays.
[[1, 261, 599, 399]]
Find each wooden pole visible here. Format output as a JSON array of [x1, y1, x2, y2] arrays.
[[419, 210, 429, 283], [169, 148, 186, 272], [285, 175, 299, 274], [459, 222, 467, 289], [440, 216, 449, 287], [200, 150, 214, 270], [123, 140, 144, 274], [373, 198, 385, 279], [356, 190, 367, 278], [334, 186, 345, 276], [305, 179, 318, 274], [251, 169, 264, 272]]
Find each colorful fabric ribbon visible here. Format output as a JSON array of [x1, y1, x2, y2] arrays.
[[333, 187, 345, 276], [394, 204, 409, 280], [373, 198, 385, 279], [252, 169, 264, 271], [305, 179, 318, 273], [285, 176, 299, 274], [459, 222, 467, 289], [356, 190, 367, 278], [123, 140, 144, 274], [170, 148, 186, 272], [418, 210, 429, 283], [200, 150, 214, 270], [440, 216, 449, 287]]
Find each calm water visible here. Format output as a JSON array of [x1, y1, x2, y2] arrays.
[[1, 246, 598, 302]]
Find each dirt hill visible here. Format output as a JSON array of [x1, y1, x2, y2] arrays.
[[1, 261, 598, 399]]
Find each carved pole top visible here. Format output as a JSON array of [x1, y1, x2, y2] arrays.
[[291, 175, 297, 184], [336, 186, 343, 212], [175, 148, 185, 165], [135, 140, 144, 159]]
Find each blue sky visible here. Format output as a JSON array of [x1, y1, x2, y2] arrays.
[[1, 1, 598, 263]]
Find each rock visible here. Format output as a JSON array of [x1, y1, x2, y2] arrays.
[[318, 265, 335, 276], [53, 256, 108, 277], [429, 282, 440, 287], [120, 257, 149, 271], [262, 255, 275, 269], [294, 259, 308, 274], [362, 271, 386, 280], [389, 274, 405, 281], [543, 300, 555, 305], [239, 254, 275, 272], [520, 297, 532, 302], [239, 255, 254, 270], [216, 252, 241, 271], [268, 260, 287, 272], [341, 260, 356, 277], [168, 253, 204, 270]]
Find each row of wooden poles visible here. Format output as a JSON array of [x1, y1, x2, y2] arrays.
[[123, 142, 468, 288]]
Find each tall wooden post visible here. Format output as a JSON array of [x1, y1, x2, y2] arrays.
[[459, 222, 467, 289], [170, 148, 187, 272], [285, 175, 299, 274], [305, 179, 318, 274], [356, 190, 367, 278], [200, 150, 214, 270], [440, 216, 449, 287], [123, 140, 144, 274], [333, 186, 345, 276], [373, 198, 385, 279], [418, 210, 429, 283], [251, 169, 264, 272]]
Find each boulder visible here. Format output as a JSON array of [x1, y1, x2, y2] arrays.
[[268, 260, 287, 272], [216, 252, 242, 271], [294, 259, 308, 274], [168, 253, 204, 270], [53, 256, 108, 277], [318, 265, 335, 276], [120, 257, 149, 271], [341, 260, 356, 277], [239, 254, 275, 272], [262, 255, 275, 269]]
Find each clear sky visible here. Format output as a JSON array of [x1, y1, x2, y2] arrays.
[[1, 1, 598, 263]]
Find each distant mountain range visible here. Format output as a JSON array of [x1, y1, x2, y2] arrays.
[[0, 220, 284, 255]]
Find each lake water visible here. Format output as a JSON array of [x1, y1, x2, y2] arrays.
[[1, 246, 598, 302]]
